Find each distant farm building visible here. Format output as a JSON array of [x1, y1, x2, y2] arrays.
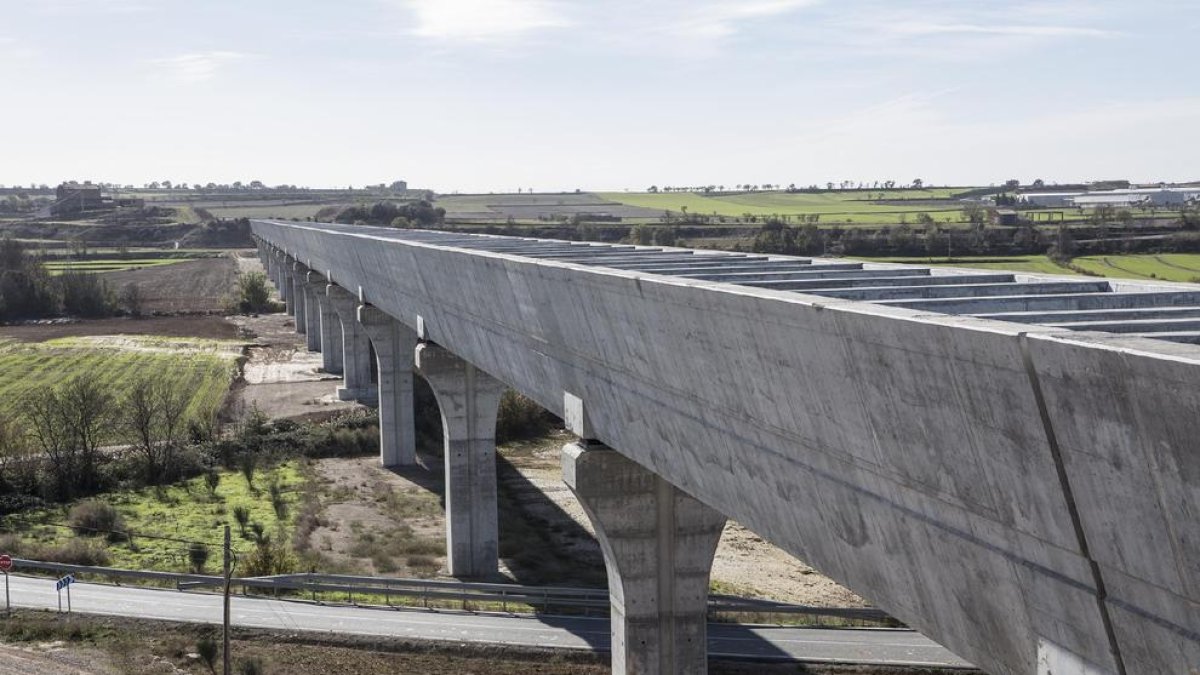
[[390, 180, 408, 192], [52, 182, 104, 216]]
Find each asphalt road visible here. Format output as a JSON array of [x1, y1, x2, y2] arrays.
[[3, 574, 974, 669]]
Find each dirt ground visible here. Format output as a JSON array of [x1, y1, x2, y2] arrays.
[[102, 256, 239, 314], [0, 315, 243, 342], [297, 430, 863, 605], [498, 435, 867, 606], [226, 313, 360, 421]]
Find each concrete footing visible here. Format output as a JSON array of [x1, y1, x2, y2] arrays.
[[358, 305, 418, 467], [326, 285, 374, 404], [562, 441, 727, 675], [415, 342, 505, 578]]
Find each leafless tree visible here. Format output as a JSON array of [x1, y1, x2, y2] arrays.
[[123, 375, 190, 484]]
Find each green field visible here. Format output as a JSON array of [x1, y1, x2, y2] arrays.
[[600, 189, 969, 224], [2, 462, 301, 572], [0, 336, 244, 434], [42, 258, 187, 275], [863, 254, 1200, 282]]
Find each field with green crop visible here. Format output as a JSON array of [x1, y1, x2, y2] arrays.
[[0, 335, 244, 434], [1, 462, 301, 572], [42, 258, 187, 275], [599, 189, 970, 224], [862, 254, 1200, 282]]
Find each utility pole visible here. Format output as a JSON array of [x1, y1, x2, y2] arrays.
[[223, 525, 232, 675]]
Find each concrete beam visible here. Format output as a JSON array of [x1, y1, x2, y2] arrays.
[[885, 290, 1200, 314], [415, 342, 505, 578], [326, 284, 375, 404], [563, 442, 726, 675], [694, 268, 922, 283], [812, 280, 1111, 302], [760, 273, 1016, 292], [973, 306, 1200, 324], [358, 305, 419, 467]]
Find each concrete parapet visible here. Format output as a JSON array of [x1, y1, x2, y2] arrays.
[[415, 342, 505, 578], [562, 442, 726, 675], [358, 305, 418, 467]]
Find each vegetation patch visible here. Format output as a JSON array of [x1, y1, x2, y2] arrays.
[[0, 335, 242, 437], [0, 462, 302, 572]]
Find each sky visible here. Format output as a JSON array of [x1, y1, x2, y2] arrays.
[[0, 0, 1197, 192]]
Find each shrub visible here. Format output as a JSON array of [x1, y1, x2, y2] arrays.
[[267, 480, 286, 519], [204, 469, 220, 497], [68, 500, 126, 541], [197, 634, 218, 672], [38, 539, 111, 567], [188, 542, 210, 574], [234, 271, 272, 314], [232, 506, 250, 536], [496, 390, 553, 443], [238, 658, 263, 675]]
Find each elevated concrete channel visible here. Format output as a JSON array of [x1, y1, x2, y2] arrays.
[[252, 220, 1199, 675]]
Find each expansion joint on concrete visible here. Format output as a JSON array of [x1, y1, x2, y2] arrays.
[[1018, 333, 1127, 675]]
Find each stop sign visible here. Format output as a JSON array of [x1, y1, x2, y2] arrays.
[[0, 554, 11, 572]]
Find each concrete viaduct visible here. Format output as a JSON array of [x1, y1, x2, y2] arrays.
[[251, 220, 1198, 675]]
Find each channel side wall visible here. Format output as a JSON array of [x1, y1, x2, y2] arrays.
[[253, 221, 1198, 675]]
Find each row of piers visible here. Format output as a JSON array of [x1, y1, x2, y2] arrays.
[[257, 242, 727, 674]]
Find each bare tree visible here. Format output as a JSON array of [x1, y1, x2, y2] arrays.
[[124, 375, 190, 484], [0, 417, 35, 493], [60, 376, 115, 493], [23, 388, 79, 499]]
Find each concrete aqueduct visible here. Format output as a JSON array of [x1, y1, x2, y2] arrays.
[[251, 220, 1198, 675]]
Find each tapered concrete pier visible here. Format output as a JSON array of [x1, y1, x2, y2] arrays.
[[358, 305, 418, 467], [415, 342, 505, 577], [325, 284, 375, 404], [563, 442, 726, 675]]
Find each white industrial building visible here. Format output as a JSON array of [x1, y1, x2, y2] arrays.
[[1020, 187, 1199, 208]]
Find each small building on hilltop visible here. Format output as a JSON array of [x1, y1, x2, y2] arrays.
[[52, 182, 104, 216]]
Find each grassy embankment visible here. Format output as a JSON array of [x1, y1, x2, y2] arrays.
[[599, 189, 967, 225], [2, 463, 302, 573]]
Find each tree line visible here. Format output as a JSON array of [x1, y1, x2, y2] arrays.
[[0, 239, 124, 321]]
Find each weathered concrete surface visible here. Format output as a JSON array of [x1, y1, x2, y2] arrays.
[[414, 342, 505, 578], [254, 222, 1200, 675], [358, 304, 418, 467], [291, 262, 308, 332], [325, 283, 375, 405], [563, 441, 727, 675]]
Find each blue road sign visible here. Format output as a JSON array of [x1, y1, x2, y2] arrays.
[[56, 574, 75, 591]]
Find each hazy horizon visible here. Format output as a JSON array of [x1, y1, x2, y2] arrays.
[[2, 0, 1197, 192]]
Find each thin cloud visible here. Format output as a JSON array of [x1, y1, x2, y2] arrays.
[[668, 0, 819, 38], [399, 0, 570, 41], [888, 21, 1115, 38], [151, 51, 250, 83]]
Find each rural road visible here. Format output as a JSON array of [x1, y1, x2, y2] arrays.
[[3, 575, 974, 668]]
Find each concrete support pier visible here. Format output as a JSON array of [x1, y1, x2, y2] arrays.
[[303, 272, 322, 351], [415, 342, 505, 578], [277, 253, 293, 311], [291, 263, 308, 334], [358, 305, 418, 467], [313, 283, 343, 374], [325, 284, 375, 404], [562, 441, 727, 675]]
